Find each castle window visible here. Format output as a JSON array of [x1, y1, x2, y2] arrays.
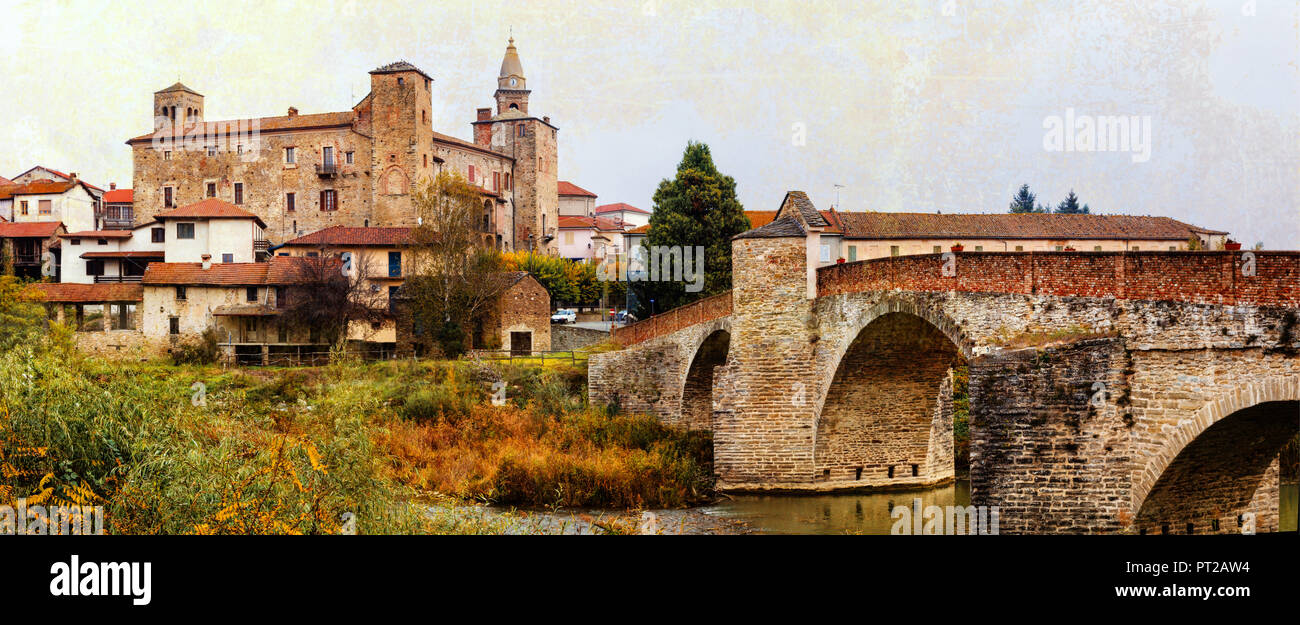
[[163, 187, 174, 207], [468, 165, 475, 183], [206, 145, 216, 157], [206, 182, 216, 198], [286, 192, 295, 212], [517, 124, 525, 137], [284, 147, 296, 164], [234, 183, 244, 204], [320, 190, 337, 211], [424, 154, 428, 168], [345, 151, 354, 164], [504, 173, 511, 190], [397, 77, 404, 86], [164, 151, 172, 161], [509, 103, 519, 110]]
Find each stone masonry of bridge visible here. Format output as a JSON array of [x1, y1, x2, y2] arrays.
[[589, 191, 1300, 533]]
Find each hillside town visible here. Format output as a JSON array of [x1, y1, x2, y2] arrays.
[[0, 38, 1238, 364]]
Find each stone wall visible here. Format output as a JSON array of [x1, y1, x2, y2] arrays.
[[550, 324, 608, 351]]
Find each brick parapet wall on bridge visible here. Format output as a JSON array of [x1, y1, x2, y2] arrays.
[[817, 251, 1300, 308], [610, 291, 732, 346]]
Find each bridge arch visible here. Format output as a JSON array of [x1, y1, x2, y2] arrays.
[[678, 319, 731, 430], [812, 301, 967, 488], [1133, 377, 1299, 534]]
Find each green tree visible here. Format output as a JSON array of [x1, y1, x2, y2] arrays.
[[1055, 189, 1090, 214], [633, 141, 750, 316], [1008, 184, 1040, 213], [0, 277, 48, 353]]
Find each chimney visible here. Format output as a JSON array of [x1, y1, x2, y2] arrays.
[[69, 172, 78, 181], [476, 107, 491, 121], [543, 116, 550, 124], [201, 254, 212, 270], [287, 107, 299, 118], [110, 182, 117, 191]]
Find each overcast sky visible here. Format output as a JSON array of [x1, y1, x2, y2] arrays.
[[2, 0, 1296, 247]]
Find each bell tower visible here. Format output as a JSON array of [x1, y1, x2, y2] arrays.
[[494, 37, 529, 115], [153, 82, 203, 130]]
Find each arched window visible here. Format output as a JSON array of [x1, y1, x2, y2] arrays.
[[509, 103, 519, 110], [483, 200, 493, 232]]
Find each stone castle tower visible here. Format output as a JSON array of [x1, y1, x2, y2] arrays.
[[153, 83, 204, 130], [473, 38, 559, 253], [367, 61, 436, 228]]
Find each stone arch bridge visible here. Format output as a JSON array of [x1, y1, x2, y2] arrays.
[[590, 201, 1300, 534]]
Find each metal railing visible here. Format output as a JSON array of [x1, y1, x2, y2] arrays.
[[315, 162, 338, 176], [94, 275, 143, 283], [466, 349, 590, 366]]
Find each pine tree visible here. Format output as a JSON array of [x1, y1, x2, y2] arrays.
[[632, 142, 750, 316], [1008, 184, 1042, 213], [1055, 189, 1090, 214]]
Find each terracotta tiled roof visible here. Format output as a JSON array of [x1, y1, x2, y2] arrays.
[[0, 221, 64, 238], [155, 198, 267, 228], [103, 189, 133, 203], [558, 215, 623, 231], [143, 256, 329, 287], [834, 212, 1228, 241], [0, 184, 19, 200], [61, 230, 134, 239], [734, 215, 806, 239], [430, 130, 512, 160], [595, 202, 650, 215], [127, 111, 356, 144], [10, 180, 77, 195], [558, 181, 597, 197], [29, 282, 143, 303], [10, 167, 104, 192], [281, 226, 412, 247], [745, 211, 778, 229], [0, 175, 11, 185], [626, 224, 651, 235]]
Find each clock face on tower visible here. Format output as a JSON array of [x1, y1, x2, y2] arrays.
[[509, 78, 518, 87]]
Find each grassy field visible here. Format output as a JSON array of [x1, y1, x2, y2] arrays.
[[0, 340, 713, 535]]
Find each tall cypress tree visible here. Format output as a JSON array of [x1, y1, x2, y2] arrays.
[[632, 141, 750, 316]]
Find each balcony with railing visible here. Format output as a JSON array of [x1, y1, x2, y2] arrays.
[[315, 162, 339, 177], [94, 275, 143, 283]]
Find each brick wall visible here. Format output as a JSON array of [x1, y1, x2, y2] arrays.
[[611, 291, 733, 346], [818, 251, 1300, 308]]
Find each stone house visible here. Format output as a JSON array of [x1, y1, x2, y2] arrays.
[[276, 225, 414, 347], [31, 282, 153, 358], [126, 39, 559, 254], [394, 271, 551, 356]]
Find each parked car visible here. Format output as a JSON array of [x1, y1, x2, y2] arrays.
[[616, 310, 636, 324], [551, 309, 577, 324]]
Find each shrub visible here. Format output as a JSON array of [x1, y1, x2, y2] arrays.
[[172, 328, 221, 365]]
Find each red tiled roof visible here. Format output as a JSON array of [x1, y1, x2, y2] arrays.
[[558, 215, 623, 231], [155, 198, 267, 228], [10, 167, 104, 192], [0, 175, 11, 185], [833, 212, 1228, 241], [61, 230, 133, 239], [745, 211, 778, 229], [595, 202, 650, 215], [0, 221, 64, 238], [104, 189, 133, 203], [558, 181, 597, 197], [127, 111, 357, 144], [0, 184, 19, 200], [10, 180, 77, 195], [626, 224, 651, 235], [143, 256, 326, 287], [79, 251, 164, 259], [281, 226, 413, 247], [431, 130, 513, 160], [29, 282, 143, 303]]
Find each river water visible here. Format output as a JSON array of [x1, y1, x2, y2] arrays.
[[463, 480, 1297, 535]]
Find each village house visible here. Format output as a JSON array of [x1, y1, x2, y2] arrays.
[[8, 166, 105, 199], [0, 220, 65, 279], [743, 199, 1231, 267], [394, 270, 551, 357], [57, 222, 165, 284], [101, 184, 134, 229], [557, 214, 625, 262], [594, 202, 651, 230], [558, 181, 598, 217], [2, 178, 101, 232], [126, 39, 560, 254]]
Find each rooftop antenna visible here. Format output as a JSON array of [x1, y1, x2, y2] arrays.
[[833, 184, 845, 210]]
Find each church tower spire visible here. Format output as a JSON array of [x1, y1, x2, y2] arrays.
[[494, 37, 529, 114]]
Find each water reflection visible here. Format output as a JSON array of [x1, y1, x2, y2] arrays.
[[700, 481, 1298, 535]]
